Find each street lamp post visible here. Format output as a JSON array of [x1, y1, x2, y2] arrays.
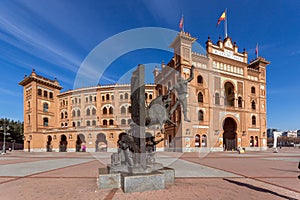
[[1, 125, 9, 155]]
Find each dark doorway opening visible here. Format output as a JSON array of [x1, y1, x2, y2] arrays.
[[96, 133, 107, 152], [76, 134, 86, 152], [223, 117, 237, 151], [59, 134, 68, 152], [46, 135, 52, 152]]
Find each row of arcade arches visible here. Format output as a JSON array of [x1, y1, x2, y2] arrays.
[[46, 133, 109, 152]]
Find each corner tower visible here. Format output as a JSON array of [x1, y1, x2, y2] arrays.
[[19, 70, 62, 151]]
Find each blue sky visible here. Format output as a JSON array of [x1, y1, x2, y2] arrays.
[[0, 0, 299, 130]]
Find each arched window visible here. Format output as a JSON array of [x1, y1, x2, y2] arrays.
[[198, 110, 204, 121], [106, 94, 110, 100], [89, 96, 92, 102], [72, 122, 75, 127], [28, 115, 30, 124], [125, 93, 129, 99], [43, 103, 49, 112], [92, 120, 96, 126], [43, 117, 49, 126], [109, 119, 114, 125], [149, 94, 153, 99], [86, 120, 90, 126], [251, 100, 256, 110], [215, 93, 220, 105], [238, 97, 243, 108], [103, 107, 107, 115], [202, 135, 207, 147], [92, 108, 96, 115], [198, 92, 203, 103], [111, 95, 114, 100], [224, 82, 234, 107], [121, 106, 126, 114], [255, 136, 259, 147], [86, 108, 90, 116], [252, 115, 256, 125], [44, 90, 48, 98], [28, 101, 30, 109], [38, 89, 42, 96], [121, 119, 126, 125], [195, 134, 200, 147], [72, 110, 76, 117], [49, 92, 53, 98], [251, 86, 256, 94], [250, 136, 254, 147], [145, 93, 148, 99], [127, 119, 132, 124], [128, 106, 131, 114], [61, 112, 64, 119], [197, 75, 203, 84], [77, 121, 81, 127], [102, 96, 105, 101], [109, 107, 113, 114], [103, 120, 107, 126], [120, 94, 123, 100], [77, 110, 81, 117], [64, 111, 68, 118]]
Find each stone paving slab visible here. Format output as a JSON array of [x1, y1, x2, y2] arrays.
[[0, 158, 94, 176], [167, 159, 241, 178], [262, 157, 300, 162]]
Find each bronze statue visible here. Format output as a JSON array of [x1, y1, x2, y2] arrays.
[[169, 65, 195, 122]]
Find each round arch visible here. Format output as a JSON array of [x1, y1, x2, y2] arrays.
[[46, 135, 52, 152], [222, 117, 237, 151], [59, 134, 68, 152], [76, 134, 86, 152], [96, 133, 107, 152]]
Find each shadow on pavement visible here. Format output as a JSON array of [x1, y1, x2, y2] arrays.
[[223, 178, 297, 200]]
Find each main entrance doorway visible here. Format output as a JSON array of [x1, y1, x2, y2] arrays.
[[223, 117, 237, 151]]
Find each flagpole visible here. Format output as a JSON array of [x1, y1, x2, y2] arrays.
[[182, 14, 185, 32], [225, 8, 228, 38]]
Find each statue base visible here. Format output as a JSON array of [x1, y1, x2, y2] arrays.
[[97, 167, 175, 193]]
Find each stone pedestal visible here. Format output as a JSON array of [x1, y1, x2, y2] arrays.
[[122, 172, 164, 193], [97, 167, 175, 193]]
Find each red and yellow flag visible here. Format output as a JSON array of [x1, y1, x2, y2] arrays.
[[179, 15, 184, 31], [217, 10, 226, 26]]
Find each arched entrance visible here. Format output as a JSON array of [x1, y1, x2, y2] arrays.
[[76, 134, 86, 152], [223, 117, 237, 151], [96, 133, 107, 152], [46, 135, 52, 152], [59, 134, 68, 152]]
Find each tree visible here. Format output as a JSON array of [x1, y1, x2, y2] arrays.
[[0, 118, 24, 143]]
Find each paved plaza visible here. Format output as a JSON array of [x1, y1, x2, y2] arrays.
[[0, 148, 299, 200]]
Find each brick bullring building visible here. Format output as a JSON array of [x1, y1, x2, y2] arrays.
[[19, 31, 270, 152]]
